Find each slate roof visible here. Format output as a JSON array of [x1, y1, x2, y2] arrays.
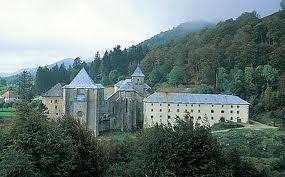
[[63, 68, 104, 89], [143, 92, 249, 105], [115, 79, 151, 91], [43, 83, 63, 97], [131, 64, 145, 77]]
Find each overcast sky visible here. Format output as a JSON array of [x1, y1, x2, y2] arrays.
[[0, 0, 281, 73]]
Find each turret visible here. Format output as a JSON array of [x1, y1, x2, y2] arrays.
[[131, 64, 145, 95]]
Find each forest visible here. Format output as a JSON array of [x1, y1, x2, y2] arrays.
[[30, 10, 285, 125]]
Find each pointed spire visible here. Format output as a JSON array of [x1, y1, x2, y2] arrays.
[[63, 68, 104, 89], [131, 64, 145, 77]]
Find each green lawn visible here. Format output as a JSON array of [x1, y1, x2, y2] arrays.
[[0, 108, 16, 117]]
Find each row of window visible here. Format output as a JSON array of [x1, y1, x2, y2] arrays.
[[150, 115, 242, 121], [150, 103, 240, 109], [150, 108, 240, 114], [50, 100, 58, 104]]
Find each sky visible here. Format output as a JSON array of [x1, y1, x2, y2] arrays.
[[0, 0, 282, 73]]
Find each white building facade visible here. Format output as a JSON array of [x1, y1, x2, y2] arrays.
[[143, 92, 249, 128]]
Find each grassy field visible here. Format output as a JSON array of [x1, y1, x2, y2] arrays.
[[0, 108, 16, 117]]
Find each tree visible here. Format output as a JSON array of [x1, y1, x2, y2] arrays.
[[17, 71, 35, 101], [0, 78, 7, 86], [109, 70, 119, 84], [133, 118, 226, 177], [167, 66, 186, 86], [58, 117, 107, 177], [5, 102, 77, 176]]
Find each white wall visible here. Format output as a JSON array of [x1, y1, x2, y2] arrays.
[[144, 102, 249, 128]]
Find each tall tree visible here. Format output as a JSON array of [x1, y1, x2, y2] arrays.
[[281, 0, 285, 10], [17, 71, 35, 101]]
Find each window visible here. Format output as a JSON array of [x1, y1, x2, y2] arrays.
[[177, 109, 180, 112], [211, 110, 214, 113], [221, 110, 224, 113], [160, 109, 162, 112], [230, 110, 233, 114], [56, 113, 58, 115], [55, 106, 57, 109], [211, 117, 214, 120], [160, 115, 162, 118], [168, 104, 170, 106], [77, 111, 84, 117], [177, 104, 179, 106], [198, 110, 200, 113], [151, 109, 153, 112], [168, 116, 171, 119], [212, 105, 214, 107], [237, 105, 240, 108], [168, 109, 170, 112], [231, 117, 233, 120], [237, 111, 240, 114], [191, 104, 193, 107], [222, 105, 224, 108], [198, 104, 201, 107], [198, 116, 201, 119], [191, 110, 194, 113], [190, 116, 194, 119], [151, 103, 153, 106], [231, 105, 233, 108], [185, 109, 188, 112], [186, 104, 188, 107], [50, 100, 53, 103], [125, 99, 128, 113], [160, 104, 162, 106], [151, 115, 154, 118]]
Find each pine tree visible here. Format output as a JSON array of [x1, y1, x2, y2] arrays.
[[17, 71, 35, 101]]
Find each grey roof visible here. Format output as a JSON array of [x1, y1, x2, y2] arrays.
[[115, 79, 151, 92], [143, 92, 250, 105], [63, 68, 104, 89], [131, 64, 145, 77], [43, 83, 63, 97]]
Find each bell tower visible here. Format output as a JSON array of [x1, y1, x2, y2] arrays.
[[131, 64, 145, 95]]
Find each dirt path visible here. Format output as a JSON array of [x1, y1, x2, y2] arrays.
[[212, 120, 278, 133]]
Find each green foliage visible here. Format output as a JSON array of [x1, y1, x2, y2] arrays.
[[16, 71, 35, 101], [58, 117, 107, 177], [192, 84, 215, 94], [213, 129, 285, 158], [167, 65, 186, 86], [132, 120, 226, 177]]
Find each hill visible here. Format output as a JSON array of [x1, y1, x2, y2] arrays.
[[141, 20, 215, 48], [0, 58, 93, 78]]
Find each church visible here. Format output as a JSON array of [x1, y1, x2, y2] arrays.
[[43, 65, 152, 136], [43, 64, 249, 136]]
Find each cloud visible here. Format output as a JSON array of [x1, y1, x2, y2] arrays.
[[0, 0, 281, 73]]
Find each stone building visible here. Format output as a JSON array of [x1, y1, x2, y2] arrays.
[[107, 65, 152, 131], [42, 83, 64, 119], [143, 92, 249, 128], [43, 66, 250, 135], [43, 65, 152, 136]]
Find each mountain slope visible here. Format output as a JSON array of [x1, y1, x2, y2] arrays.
[[0, 58, 93, 78], [141, 21, 215, 48]]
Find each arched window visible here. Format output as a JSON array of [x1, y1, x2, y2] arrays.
[[125, 99, 128, 113]]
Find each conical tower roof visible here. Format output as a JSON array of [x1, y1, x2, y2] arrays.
[[131, 64, 145, 77], [63, 68, 104, 89]]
